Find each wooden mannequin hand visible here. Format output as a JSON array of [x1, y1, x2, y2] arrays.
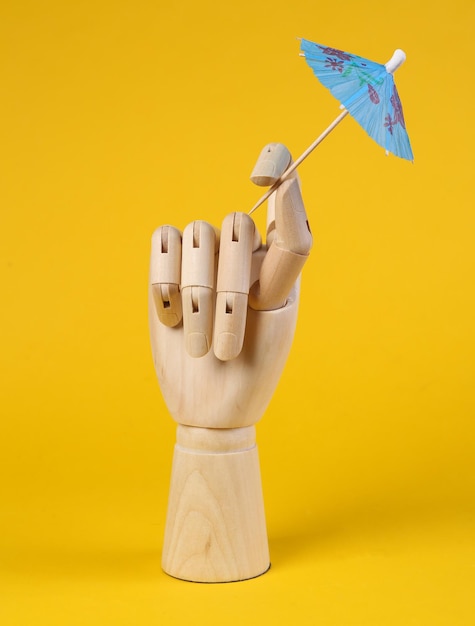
[[149, 143, 312, 429], [150, 144, 312, 582]]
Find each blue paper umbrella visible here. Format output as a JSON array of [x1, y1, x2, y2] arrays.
[[249, 39, 413, 214], [300, 39, 413, 161]]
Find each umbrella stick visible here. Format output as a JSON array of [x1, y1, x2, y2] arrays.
[[248, 108, 349, 215]]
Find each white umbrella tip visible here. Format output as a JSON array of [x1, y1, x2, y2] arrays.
[[385, 49, 406, 74]]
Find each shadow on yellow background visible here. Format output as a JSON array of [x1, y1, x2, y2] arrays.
[[1, 0, 474, 624]]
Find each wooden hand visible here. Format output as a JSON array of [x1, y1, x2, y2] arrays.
[[149, 143, 312, 581]]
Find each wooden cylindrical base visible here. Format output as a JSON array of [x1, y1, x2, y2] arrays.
[[162, 424, 270, 583]]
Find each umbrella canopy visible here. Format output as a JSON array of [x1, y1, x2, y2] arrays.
[[249, 39, 413, 214], [300, 39, 413, 161]]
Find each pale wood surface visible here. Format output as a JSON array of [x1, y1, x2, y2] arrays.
[[181, 221, 217, 357], [162, 425, 270, 582], [248, 110, 349, 215], [150, 225, 183, 327], [250, 177, 311, 311], [250, 143, 291, 187], [214, 213, 258, 361], [149, 274, 300, 429], [149, 143, 312, 582]]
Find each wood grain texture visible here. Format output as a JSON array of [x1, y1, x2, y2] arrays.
[[162, 425, 270, 582], [149, 277, 300, 429], [149, 146, 311, 582]]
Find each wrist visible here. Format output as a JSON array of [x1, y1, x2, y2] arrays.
[[176, 424, 256, 454]]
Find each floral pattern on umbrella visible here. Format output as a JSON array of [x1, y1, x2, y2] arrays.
[[300, 39, 413, 161]]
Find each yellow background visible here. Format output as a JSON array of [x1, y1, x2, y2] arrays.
[[1, 0, 474, 623]]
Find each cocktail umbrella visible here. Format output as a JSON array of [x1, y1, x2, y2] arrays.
[[249, 39, 413, 214]]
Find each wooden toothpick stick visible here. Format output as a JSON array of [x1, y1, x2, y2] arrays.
[[248, 108, 349, 215]]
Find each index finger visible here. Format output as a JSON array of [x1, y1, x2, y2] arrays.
[[248, 145, 312, 311]]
